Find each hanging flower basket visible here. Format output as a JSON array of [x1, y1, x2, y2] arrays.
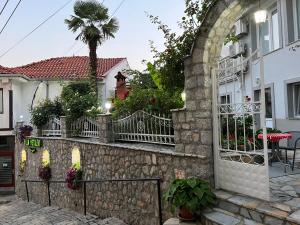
[[38, 165, 51, 181], [65, 167, 83, 190]]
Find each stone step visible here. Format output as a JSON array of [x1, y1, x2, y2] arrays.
[[214, 189, 300, 225], [163, 208, 262, 225], [201, 207, 265, 225]]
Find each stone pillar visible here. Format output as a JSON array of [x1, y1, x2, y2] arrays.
[[171, 108, 186, 153], [97, 114, 114, 143], [60, 116, 70, 138]]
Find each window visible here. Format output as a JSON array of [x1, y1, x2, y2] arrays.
[[287, 82, 300, 118], [0, 88, 3, 114], [286, 0, 300, 43], [220, 95, 231, 104], [254, 88, 273, 118], [254, 5, 281, 54]]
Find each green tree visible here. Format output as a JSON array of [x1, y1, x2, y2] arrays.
[[61, 81, 100, 121], [65, 0, 119, 94], [147, 0, 213, 93]]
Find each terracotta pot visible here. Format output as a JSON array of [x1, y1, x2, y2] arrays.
[[178, 207, 195, 221]]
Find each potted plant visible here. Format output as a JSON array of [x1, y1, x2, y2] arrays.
[[38, 163, 51, 182], [19, 125, 33, 143], [65, 163, 83, 190], [164, 177, 216, 221]]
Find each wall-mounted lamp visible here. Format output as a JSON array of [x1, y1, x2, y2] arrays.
[[105, 102, 112, 114]]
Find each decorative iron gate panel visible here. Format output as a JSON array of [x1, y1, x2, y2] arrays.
[[112, 110, 174, 146], [213, 51, 270, 200]]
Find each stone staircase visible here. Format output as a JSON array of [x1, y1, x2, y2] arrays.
[[164, 189, 300, 225]]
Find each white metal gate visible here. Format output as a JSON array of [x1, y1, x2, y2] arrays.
[[212, 50, 270, 200]]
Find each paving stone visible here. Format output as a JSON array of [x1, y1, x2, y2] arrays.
[[271, 203, 292, 212], [248, 210, 264, 223], [240, 207, 251, 219], [284, 198, 300, 210], [202, 210, 241, 225], [287, 210, 300, 224], [281, 186, 294, 191], [256, 203, 289, 219], [243, 218, 264, 225], [264, 215, 284, 225], [0, 199, 127, 225], [218, 200, 239, 214], [214, 190, 233, 200], [228, 196, 260, 209]]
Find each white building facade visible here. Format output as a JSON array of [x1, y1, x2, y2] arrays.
[[0, 57, 130, 136], [219, 0, 300, 132]]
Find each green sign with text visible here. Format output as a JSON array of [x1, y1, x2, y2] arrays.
[[25, 138, 43, 148]]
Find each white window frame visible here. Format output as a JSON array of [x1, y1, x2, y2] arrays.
[[0, 88, 3, 114], [293, 0, 300, 40], [220, 94, 231, 104], [292, 83, 300, 118], [285, 78, 300, 119], [256, 4, 281, 54]]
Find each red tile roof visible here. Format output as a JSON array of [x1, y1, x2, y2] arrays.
[[9, 56, 126, 79], [0, 65, 15, 74]]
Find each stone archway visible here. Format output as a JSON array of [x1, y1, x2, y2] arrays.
[[172, 0, 267, 197]]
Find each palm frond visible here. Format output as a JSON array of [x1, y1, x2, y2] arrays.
[[65, 16, 85, 33], [101, 18, 119, 39]]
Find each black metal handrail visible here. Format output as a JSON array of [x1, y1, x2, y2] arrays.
[[22, 178, 163, 225]]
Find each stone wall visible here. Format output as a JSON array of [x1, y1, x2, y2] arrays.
[[15, 137, 210, 225]]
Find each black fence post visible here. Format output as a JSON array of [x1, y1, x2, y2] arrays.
[[156, 179, 163, 225], [25, 181, 29, 202], [47, 181, 51, 206], [83, 181, 87, 215]]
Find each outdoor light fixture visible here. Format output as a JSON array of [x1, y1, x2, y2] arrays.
[[19, 115, 24, 122], [254, 10, 267, 24], [181, 91, 186, 102], [254, 0, 267, 24], [105, 102, 112, 113]]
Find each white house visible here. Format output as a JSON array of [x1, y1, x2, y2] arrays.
[[0, 56, 130, 136], [219, 0, 300, 132]]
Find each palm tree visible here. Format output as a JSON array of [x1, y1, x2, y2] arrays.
[[65, 0, 119, 95]]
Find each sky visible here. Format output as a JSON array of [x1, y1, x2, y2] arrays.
[[0, 0, 185, 71]]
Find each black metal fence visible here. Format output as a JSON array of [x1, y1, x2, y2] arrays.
[[22, 178, 163, 225]]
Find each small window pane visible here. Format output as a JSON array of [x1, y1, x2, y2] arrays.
[[286, 0, 295, 43], [297, 0, 300, 39], [260, 21, 270, 54], [293, 84, 300, 117], [220, 95, 231, 104], [0, 89, 3, 114], [271, 10, 280, 50]]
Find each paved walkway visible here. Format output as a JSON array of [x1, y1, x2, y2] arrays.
[[0, 196, 126, 225]]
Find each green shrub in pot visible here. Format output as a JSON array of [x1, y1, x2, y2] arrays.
[[164, 177, 216, 220]]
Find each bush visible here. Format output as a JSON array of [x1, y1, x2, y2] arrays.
[[61, 81, 102, 121], [112, 88, 183, 118], [31, 98, 63, 128]]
